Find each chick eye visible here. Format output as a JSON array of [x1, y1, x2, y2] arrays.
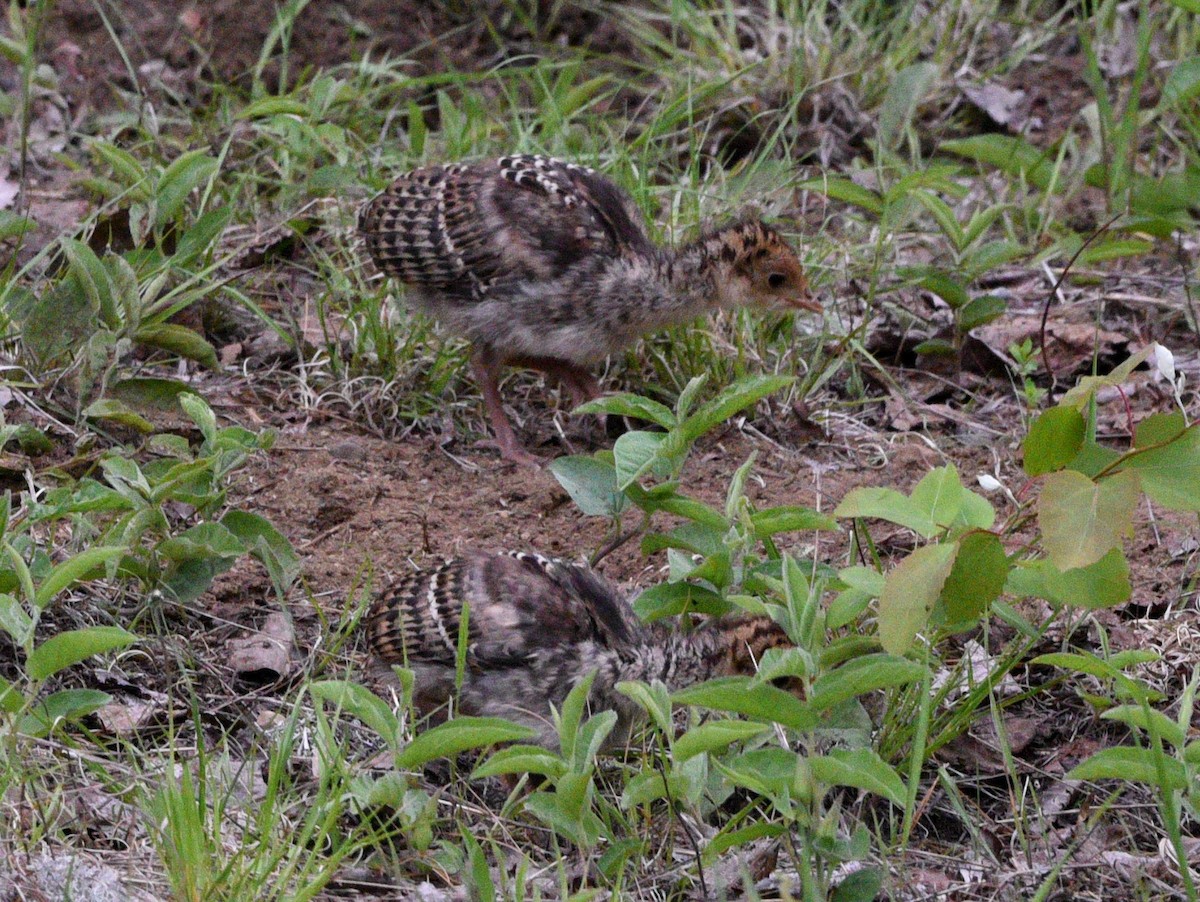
[[767, 272, 787, 289]]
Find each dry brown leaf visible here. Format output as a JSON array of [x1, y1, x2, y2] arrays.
[[961, 81, 1033, 131], [227, 610, 296, 683]]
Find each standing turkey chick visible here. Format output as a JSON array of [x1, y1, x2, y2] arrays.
[[359, 154, 818, 465], [365, 551, 797, 750]]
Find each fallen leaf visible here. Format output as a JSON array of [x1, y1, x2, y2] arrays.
[[961, 81, 1032, 131], [227, 610, 296, 683]]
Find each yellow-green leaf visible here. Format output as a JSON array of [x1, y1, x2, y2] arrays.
[[1038, 470, 1140, 570]]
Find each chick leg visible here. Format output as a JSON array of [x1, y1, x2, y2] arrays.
[[471, 350, 542, 467]]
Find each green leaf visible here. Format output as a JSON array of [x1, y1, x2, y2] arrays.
[[878, 62, 938, 150], [1162, 56, 1200, 107], [221, 511, 300, 597], [0, 593, 33, 646], [33, 545, 126, 609], [672, 676, 818, 731], [1060, 345, 1155, 410], [750, 505, 838, 538], [1100, 705, 1186, 749], [673, 720, 770, 761], [909, 465, 964, 532], [957, 294, 1008, 331], [1038, 470, 1139, 570], [549, 455, 629, 517], [796, 177, 884, 215], [309, 680, 400, 744], [472, 744, 567, 779], [1023, 406, 1086, 476], [832, 867, 885, 902], [155, 150, 219, 229], [1067, 746, 1187, 790], [61, 238, 118, 328], [833, 486, 933, 537], [614, 680, 673, 736], [27, 626, 137, 681], [810, 748, 906, 805], [238, 96, 312, 118], [1077, 238, 1154, 266], [88, 139, 148, 191], [110, 377, 199, 412], [174, 205, 233, 265], [917, 272, 970, 309], [1116, 422, 1200, 512], [809, 654, 928, 711], [0, 675, 22, 713], [134, 323, 220, 369], [157, 523, 246, 562], [179, 393, 217, 444], [19, 689, 111, 737], [941, 134, 1057, 190], [394, 717, 535, 769], [679, 375, 794, 444], [936, 531, 1008, 630], [631, 581, 729, 621], [613, 430, 668, 490], [878, 543, 958, 654], [1006, 549, 1131, 609], [82, 399, 156, 433], [1134, 412, 1188, 449], [573, 393, 676, 428]]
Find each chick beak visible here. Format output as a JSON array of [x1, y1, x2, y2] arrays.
[[787, 275, 821, 313]]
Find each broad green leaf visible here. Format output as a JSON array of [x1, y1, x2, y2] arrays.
[[672, 676, 817, 731], [639, 493, 728, 529], [1134, 411, 1188, 449], [110, 377, 199, 412], [614, 680, 673, 736], [1006, 550, 1131, 609], [27, 626, 137, 681], [1038, 470, 1139, 570], [222, 511, 300, 597], [1060, 345, 1155, 410], [34, 545, 126, 609], [472, 744, 567, 779], [796, 177, 884, 215], [957, 294, 1008, 331], [673, 720, 770, 761], [832, 868, 885, 902], [573, 393, 675, 428], [179, 393, 217, 444], [135, 323, 220, 369], [702, 822, 787, 865], [61, 238, 117, 328], [810, 748, 906, 805], [0, 210, 32, 240], [157, 522, 246, 562], [909, 465, 964, 531], [238, 96, 312, 118], [613, 430, 668, 490], [155, 150, 219, 228], [715, 747, 812, 803], [679, 375, 794, 444], [1023, 406, 1086, 476], [913, 193, 965, 250], [941, 134, 1057, 190], [88, 139, 149, 191], [750, 505, 838, 537], [1100, 705, 1185, 749], [936, 531, 1008, 629], [1067, 746, 1187, 790], [878, 543, 957, 654], [174, 205, 233, 265], [0, 593, 33, 646], [809, 654, 928, 711], [631, 581, 729, 621], [1077, 238, 1153, 266], [878, 62, 938, 150], [309, 679, 400, 744], [1116, 422, 1200, 512], [1162, 56, 1200, 107], [0, 674, 22, 713], [82, 399, 156, 433], [833, 486, 934, 537], [917, 272, 969, 309], [548, 455, 628, 517], [19, 689, 111, 738], [394, 716, 535, 769]]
